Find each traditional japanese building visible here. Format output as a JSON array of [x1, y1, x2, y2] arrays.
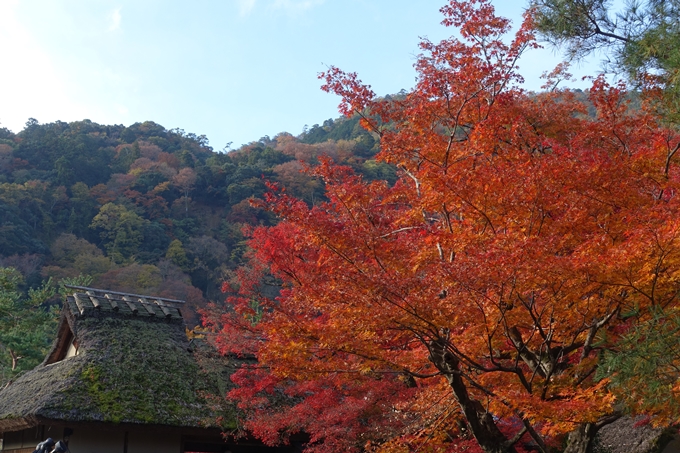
[[0, 286, 296, 453]]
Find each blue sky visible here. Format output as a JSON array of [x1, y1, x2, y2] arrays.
[[0, 0, 599, 151]]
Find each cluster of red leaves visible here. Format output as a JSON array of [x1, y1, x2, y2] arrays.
[[229, 366, 420, 452]]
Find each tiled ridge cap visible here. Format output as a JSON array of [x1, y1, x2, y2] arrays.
[[65, 285, 184, 319]]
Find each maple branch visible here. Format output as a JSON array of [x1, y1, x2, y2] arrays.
[[664, 141, 680, 177], [581, 307, 619, 361], [595, 411, 623, 430], [370, 245, 389, 274], [483, 292, 536, 394], [403, 369, 442, 379], [573, 364, 597, 388], [379, 226, 424, 238], [428, 338, 515, 452], [447, 343, 497, 373], [533, 333, 557, 391], [351, 106, 383, 137], [514, 366, 534, 395], [398, 164, 421, 197], [516, 292, 550, 343], [387, 299, 442, 337], [486, 308, 506, 363], [447, 189, 497, 235], [574, 189, 619, 210], [441, 203, 455, 235], [441, 88, 473, 172], [648, 242, 669, 306], [609, 127, 630, 156], [443, 133, 456, 171], [458, 369, 549, 453], [504, 425, 528, 449], [508, 326, 548, 379], [520, 418, 550, 453], [320, 239, 361, 272], [278, 267, 303, 286]]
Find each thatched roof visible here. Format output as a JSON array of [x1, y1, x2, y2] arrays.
[[0, 287, 236, 433], [595, 416, 675, 453]]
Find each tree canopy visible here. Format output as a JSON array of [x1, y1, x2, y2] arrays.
[[207, 1, 680, 452]]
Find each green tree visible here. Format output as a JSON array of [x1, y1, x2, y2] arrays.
[[186, 236, 229, 298], [171, 167, 197, 216], [532, 0, 680, 120], [165, 239, 189, 270], [0, 268, 58, 385], [598, 307, 680, 426], [90, 203, 148, 264], [67, 182, 98, 239], [42, 233, 111, 280]]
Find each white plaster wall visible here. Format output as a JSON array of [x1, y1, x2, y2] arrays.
[[128, 431, 181, 453]]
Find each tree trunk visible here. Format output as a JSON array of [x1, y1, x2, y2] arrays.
[[563, 423, 597, 453], [429, 339, 517, 453], [9, 349, 21, 371]]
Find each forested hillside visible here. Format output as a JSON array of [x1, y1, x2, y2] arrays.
[[0, 114, 390, 381], [0, 90, 612, 386]]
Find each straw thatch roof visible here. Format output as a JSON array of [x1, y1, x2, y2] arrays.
[[594, 416, 675, 453], [0, 287, 235, 433]]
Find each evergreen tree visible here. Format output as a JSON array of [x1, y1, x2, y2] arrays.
[[533, 0, 680, 120], [0, 268, 58, 386]]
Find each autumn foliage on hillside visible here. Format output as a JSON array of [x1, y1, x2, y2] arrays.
[[0, 95, 382, 379], [207, 1, 680, 452], [0, 113, 379, 295]]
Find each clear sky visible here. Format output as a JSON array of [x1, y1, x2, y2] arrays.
[[0, 0, 599, 151]]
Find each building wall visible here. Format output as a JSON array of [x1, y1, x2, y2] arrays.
[[68, 429, 125, 453], [1, 426, 181, 453], [128, 430, 181, 453], [0, 430, 24, 451], [1, 425, 61, 453]]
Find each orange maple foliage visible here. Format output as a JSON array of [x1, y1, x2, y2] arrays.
[[206, 1, 680, 452]]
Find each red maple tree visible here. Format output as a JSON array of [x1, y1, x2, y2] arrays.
[[205, 1, 680, 452]]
